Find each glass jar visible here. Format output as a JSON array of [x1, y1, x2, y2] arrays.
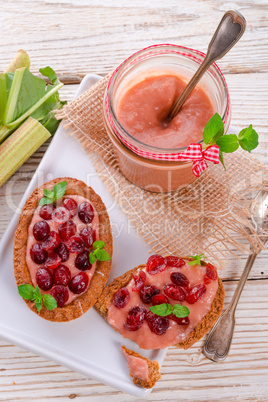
[[103, 44, 231, 192]]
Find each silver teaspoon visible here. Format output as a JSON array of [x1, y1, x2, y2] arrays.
[[169, 10, 246, 119], [204, 190, 268, 362]]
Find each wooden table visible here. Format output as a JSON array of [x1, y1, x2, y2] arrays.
[[1, 1, 268, 400]]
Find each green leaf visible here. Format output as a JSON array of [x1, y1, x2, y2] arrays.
[[238, 125, 259, 152], [18, 284, 35, 300], [172, 304, 190, 318], [53, 181, 67, 200], [39, 197, 54, 206], [95, 249, 111, 262], [219, 150, 226, 171], [33, 285, 42, 300], [43, 188, 54, 199], [203, 113, 224, 144], [187, 253, 206, 266], [35, 298, 42, 312], [149, 303, 173, 317], [89, 252, 97, 265], [43, 294, 57, 310], [216, 134, 239, 153], [39, 66, 60, 85], [93, 240, 105, 250]]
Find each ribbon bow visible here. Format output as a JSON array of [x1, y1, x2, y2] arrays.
[[177, 143, 220, 177]]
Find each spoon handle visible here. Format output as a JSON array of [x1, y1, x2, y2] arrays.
[[169, 10, 246, 119], [203, 252, 257, 362]]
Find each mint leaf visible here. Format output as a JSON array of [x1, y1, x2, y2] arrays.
[[93, 240, 105, 250], [216, 134, 239, 153], [39, 66, 60, 85], [43, 294, 57, 310], [203, 113, 224, 144], [219, 150, 226, 171], [173, 304, 190, 318], [43, 189, 54, 199], [39, 197, 53, 206], [187, 253, 206, 266], [53, 181, 67, 200], [35, 298, 42, 312], [33, 285, 42, 301], [18, 284, 35, 300], [150, 303, 173, 317], [89, 252, 97, 265], [238, 125, 259, 152], [95, 249, 111, 261]]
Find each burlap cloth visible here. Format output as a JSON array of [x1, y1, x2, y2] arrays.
[[57, 74, 267, 268]]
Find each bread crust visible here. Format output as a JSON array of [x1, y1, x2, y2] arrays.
[[13, 177, 113, 322], [121, 345, 161, 388], [95, 259, 224, 349]]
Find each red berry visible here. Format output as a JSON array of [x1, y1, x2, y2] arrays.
[[163, 284, 187, 301], [112, 288, 130, 308], [151, 294, 169, 306], [145, 311, 169, 335], [45, 253, 62, 269], [166, 256, 185, 268], [50, 285, 69, 307], [124, 306, 146, 331], [146, 255, 167, 275], [53, 265, 71, 286], [69, 272, 89, 294], [132, 270, 146, 291], [79, 226, 96, 248], [52, 207, 71, 224], [66, 236, 85, 253], [204, 263, 218, 285], [36, 267, 53, 290], [186, 284, 206, 304], [54, 242, 70, 262], [170, 272, 189, 289], [58, 219, 77, 242], [168, 313, 190, 325], [139, 285, 160, 304], [30, 243, 48, 264], [39, 203, 55, 220], [75, 250, 91, 271], [62, 197, 78, 217], [42, 231, 61, 251], [33, 220, 50, 241], [78, 202, 94, 224]]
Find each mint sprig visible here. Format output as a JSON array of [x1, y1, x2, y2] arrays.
[[187, 253, 207, 266], [18, 284, 57, 312], [39, 180, 67, 206], [150, 303, 190, 318], [89, 240, 111, 265]]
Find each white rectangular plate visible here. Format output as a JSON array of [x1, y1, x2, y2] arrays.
[[0, 75, 167, 397]]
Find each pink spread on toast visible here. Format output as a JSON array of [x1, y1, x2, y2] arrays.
[[121, 348, 150, 383]]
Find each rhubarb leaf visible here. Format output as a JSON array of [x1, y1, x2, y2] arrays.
[[40, 66, 60, 85]]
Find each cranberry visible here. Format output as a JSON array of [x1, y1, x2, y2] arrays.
[[163, 284, 187, 301], [151, 294, 169, 306], [33, 221, 50, 241], [124, 306, 146, 331], [112, 288, 130, 308], [186, 284, 206, 304], [166, 256, 185, 268], [54, 242, 70, 262], [66, 236, 85, 253], [39, 203, 55, 220], [75, 250, 91, 271], [79, 226, 96, 248], [42, 231, 61, 251], [170, 272, 189, 289], [78, 202, 94, 224], [53, 265, 71, 286], [30, 243, 48, 264], [36, 268, 53, 291], [50, 285, 69, 307], [52, 207, 71, 224], [145, 311, 169, 335], [62, 197, 78, 217], [58, 219, 77, 242], [45, 253, 62, 269], [168, 313, 190, 325], [132, 270, 146, 291], [146, 255, 167, 275], [69, 272, 89, 294], [139, 285, 160, 304], [204, 263, 218, 284]]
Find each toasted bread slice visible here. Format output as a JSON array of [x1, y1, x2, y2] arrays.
[[14, 177, 112, 322]]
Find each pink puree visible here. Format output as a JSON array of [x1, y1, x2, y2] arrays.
[[26, 195, 99, 305], [117, 74, 214, 149], [121, 348, 149, 383], [108, 262, 218, 350]]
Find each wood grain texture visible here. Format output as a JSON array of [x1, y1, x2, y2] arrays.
[[0, 0, 268, 400]]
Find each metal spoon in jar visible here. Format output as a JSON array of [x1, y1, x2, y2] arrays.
[[169, 10, 246, 119], [204, 190, 268, 362]]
